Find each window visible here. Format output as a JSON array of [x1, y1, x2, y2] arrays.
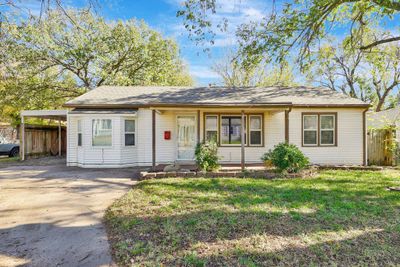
[[205, 115, 218, 142], [92, 119, 112, 146], [249, 115, 262, 146], [77, 120, 82, 147], [303, 115, 318, 146], [320, 115, 335, 145], [302, 113, 336, 146], [221, 115, 246, 145], [124, 120, 135, 146]]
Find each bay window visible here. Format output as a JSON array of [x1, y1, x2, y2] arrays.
[[124, 120, 135, 146], [77, 120, 82, 147], [92, 119, 112, 146]]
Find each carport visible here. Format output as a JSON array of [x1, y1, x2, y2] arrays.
[[20, 110, 68, 160]]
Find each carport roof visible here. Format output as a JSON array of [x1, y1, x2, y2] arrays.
[[21, 110, 68, 121]]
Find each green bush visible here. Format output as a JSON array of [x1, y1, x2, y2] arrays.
[[195, 140, 220, 171], [261, 142, 309, 173]]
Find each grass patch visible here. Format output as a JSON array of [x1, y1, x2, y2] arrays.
[[0, 156, 20, 163], [105, 170, 400, 266]]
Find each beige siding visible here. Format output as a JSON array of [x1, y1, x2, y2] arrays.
[[289, 108, 364, 165]]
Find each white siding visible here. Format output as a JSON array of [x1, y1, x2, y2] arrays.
[[67, 107, 365, 167], [67, 113, 137, 168], [289, 108, 364, 165]]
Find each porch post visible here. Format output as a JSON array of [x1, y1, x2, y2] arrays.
[[285, 107, 292, 143], [197, 110, 201, 143], [241, 110, 245, 170], [58, 120, 62, 156], [152, 109, 156, 171], [20, 115, 25, 161]]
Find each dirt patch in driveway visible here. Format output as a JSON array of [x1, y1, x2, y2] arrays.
[[0, 164, 138, 266]]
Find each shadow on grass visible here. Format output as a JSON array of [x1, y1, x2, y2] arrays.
[[105, 172, 400, 266]]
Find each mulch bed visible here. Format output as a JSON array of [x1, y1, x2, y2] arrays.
[[139, 168, 317, 180]]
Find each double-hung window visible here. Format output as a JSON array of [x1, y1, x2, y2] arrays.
[[221, 115, 246, 145], [302, 113, 336, 146], [249, 115, 262, 146], [320, 115, 335, 145], [205, 115, 218, 142], [92, 119, 112, 146], [303, 115, 318, 146], [77, 120, 82, 147], [124, 120, 135, 146]]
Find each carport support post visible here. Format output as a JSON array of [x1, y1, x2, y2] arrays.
[[21, 116, 25, 161], [152, 109, 156, 171], [58, 120, 61, 156], [241, 110, 245, 171]]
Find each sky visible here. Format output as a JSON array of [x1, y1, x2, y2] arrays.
[[3, 0, 400, 86]]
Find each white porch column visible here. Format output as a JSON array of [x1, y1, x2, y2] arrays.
[[20, 116, 25, 161], [58, 120, 62, 156]]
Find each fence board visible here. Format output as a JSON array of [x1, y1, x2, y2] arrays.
[[367, 129, 393, 166], [24, 125, 66, 156]]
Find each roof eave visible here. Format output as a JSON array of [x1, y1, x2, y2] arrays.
[[63, 102, 294, 109]]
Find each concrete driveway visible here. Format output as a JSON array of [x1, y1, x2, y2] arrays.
[[0, 163, 138, 266]]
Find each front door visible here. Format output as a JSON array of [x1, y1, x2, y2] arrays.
[[177, 115, 196, 160]]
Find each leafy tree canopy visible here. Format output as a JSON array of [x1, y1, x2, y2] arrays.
[[178, 0, 400, 68], [0, 8, 193, 124]]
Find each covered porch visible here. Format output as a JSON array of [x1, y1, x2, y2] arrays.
[[149, 104, 292, 171]]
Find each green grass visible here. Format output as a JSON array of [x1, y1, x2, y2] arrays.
[[0, 156, 19, 162], [105, 170, 400, 266]]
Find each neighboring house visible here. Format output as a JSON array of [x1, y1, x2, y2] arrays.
[[367, 107, 400, 141], [63, 86, 369, 168]]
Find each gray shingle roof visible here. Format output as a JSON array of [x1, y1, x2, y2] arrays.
[[64, 86, 369, 108], [367, 107, 400, 129]]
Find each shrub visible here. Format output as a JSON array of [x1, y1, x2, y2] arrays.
[[262, 142, 309, 173], [195, 139, 220, 171]]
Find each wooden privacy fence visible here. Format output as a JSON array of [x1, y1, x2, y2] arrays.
[[24, 125, 66, 157], [367, 129, 394, 166]]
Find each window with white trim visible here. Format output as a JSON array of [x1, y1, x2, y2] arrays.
[[92, 119, 112, 146], [302, 113, 336, 146], [320, 115, 335, 145], [77, 120, 82, 147], [205, 115, 218, 142], [249, 115, 262, 146], [303, 115, 318, 146], [124, 119, 135, 146]]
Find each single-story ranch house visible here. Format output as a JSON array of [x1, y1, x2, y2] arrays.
[[62, 86, 369, 168]]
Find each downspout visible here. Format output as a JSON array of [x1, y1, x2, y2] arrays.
[[363, 108, 368, 166]]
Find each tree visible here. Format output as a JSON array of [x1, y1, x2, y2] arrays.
[[308, 33, 400, 112], [0, 9, 193, 123], [212, 50, 297, 87], [178, 0, 400, 67]]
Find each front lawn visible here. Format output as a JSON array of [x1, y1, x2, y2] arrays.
[[105, 170, 400, 266]]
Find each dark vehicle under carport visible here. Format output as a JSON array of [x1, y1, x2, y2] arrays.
[[0, 143, 19, 157]]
